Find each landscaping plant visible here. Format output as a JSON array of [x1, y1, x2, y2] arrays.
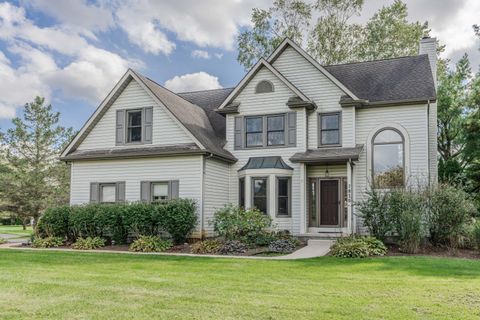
[[129, 235, 172, 252], [330, 236, 387, 258], [268, 239, 296, 254], [160, 199, 197, 244], [72, 237, 106, 250], [356, 188, 392, 241], [31, 236, 64, 248], [219, 240, 247, 255], [191, 239, 222, 254], [473, 220, 480, 251], [212, 205, 272, 245]]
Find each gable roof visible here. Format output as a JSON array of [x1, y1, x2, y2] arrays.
[[178, 87, 233, 139], [324, 55, 436, 104], [61, 69, 236, 162], [267, 38, 360, 100], [218, 58, 312, 110]]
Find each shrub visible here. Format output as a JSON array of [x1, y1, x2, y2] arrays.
[[160, 199, 197, 244], [212, 205, 272, 245], [428, 184, 477, 247], [473, 221, 480, 250], [36, 206, 72, 238], [268, 239, 296, 253], [191, 239, 222, 254], [129, 235, 172, 252], [31, 236, 64, 248], [330, 236, 387, 258], [72, 237, 106, 250], [219, 240, 247, 255], [356, 188, 392, 241]]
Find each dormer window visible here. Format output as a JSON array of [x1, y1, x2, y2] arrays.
[[127, 109, 142, 143], [255, 80, 274, 93]]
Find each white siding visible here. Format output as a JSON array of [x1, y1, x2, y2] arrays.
[[78, 79, 193, 150], [308, 165, 347, 178], [203, 158, 231, 235], [354, 104, 429, 231], [70, 156, 203, 232], [226, 66, 306, 234], [272, 46, 354, 148]]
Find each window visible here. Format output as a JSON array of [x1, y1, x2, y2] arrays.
[[100, 184, 116, 203], [372, 129, 404, 188], [276, 177, 291, 217], [255, 80, 274, 93], [319, 113, 341, 146], [267, 115, 285, 146], [127, 110, 142, 143], [245, 116, 263, 147], [239, 178, 245, 207], [252, 177, 268, 214], [152, 182, 169, 202]]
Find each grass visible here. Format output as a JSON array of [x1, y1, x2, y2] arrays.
[[1, 250, 480, 319], [0, 225, 32, 238]]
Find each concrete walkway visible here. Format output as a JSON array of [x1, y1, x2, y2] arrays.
[[0, 239, 333, 260]]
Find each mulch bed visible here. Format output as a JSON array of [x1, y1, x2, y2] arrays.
[[386, 243, 480, 259]]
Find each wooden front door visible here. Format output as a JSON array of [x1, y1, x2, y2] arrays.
[[320, 180, 339, 226]]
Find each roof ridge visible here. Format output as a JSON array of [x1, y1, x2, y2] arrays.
[[178, 87, 235, 95], [324, 54, 427, 68]]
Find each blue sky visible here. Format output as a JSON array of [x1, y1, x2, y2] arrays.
[[0, 0, 479, 132]]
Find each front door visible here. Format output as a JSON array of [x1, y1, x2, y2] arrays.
[[320, 180, 339, 226], [309, 178, 341, 228]]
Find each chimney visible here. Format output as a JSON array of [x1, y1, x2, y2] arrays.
[[419, 37, 437, 88]]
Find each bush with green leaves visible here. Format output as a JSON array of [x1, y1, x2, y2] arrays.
[[268, 239, 296, 253], [219, 240, 247, 255], [36, 205, 72, 238], [428, 184, 477, 247], [356, 188, 392, 241], [330, 236, 387, 258], [159, 199, 197, 244], [72, 237, 106, 250], [0, 238, 6, 245], [191, 239, 222, 254], [212, 205, 272, 245], [129, 235, 172, 252], [473, 221, 480, 251], [31, 236, 64, 248]]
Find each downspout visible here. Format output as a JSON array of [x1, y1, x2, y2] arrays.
[[348, 158, 354, 235], [427, 100, 431, 187], [202, 153, 214, 239]]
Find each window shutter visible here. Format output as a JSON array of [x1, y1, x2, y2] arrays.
[[143, 107, 153, 144], [116, 182, 126, 202], [287, 112, 296, 146], [140, 181, 151, 202], [115, 110, 125, 145], [169, 180, 179, 199], [234, 116, 243, 150], [90, 183, 99, 203]]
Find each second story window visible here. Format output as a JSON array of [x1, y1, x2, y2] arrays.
[[267, 115, 285, 146], [246, 116, 263, 147], [127, 110, 142, 143], [319, 113, 341, 146]]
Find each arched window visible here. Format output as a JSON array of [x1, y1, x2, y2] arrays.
[[255, 80, 274, 93], [372, 128, 404, 188]]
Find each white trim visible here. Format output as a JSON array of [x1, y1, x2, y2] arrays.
[[267, 38, 359, 100], [238, 168, 294, 177], [218, 59, 311, 110], [365, 123, 411, 187]]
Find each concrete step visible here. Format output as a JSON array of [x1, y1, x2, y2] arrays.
[[307, 239, 335, 246]]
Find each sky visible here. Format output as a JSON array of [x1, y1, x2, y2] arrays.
[[0, 0, 479, 131]]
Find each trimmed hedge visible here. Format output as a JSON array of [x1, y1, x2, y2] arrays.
[[35, 199, 197, 244]]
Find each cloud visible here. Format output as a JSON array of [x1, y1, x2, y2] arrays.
[[164, 72, 222, 92], [191, 50, 211, 59], [214, 53, 224, 59]]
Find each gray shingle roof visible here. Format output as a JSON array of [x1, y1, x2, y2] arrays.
[[132, 71, 236, 162], [290, 145, 364, 164], [178, 88, 234, 138], [324, 55, 436, 103], [62, 144, 202, 161], [239, 156, 293, 171]]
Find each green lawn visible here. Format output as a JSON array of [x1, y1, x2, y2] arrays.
[[0, 225, 32, 237], [1, 250, 479, 319]]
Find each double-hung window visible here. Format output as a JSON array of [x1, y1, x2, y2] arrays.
[[319, 113, 341, 146], [127, 109, 142, 143], [100, 183, 117, 203], [245, 116, 263, 147], [252, 177, 268, 214], [239, 178, 245, 207], [276, 177, 291, 217], [245, 114, 285, 147], [151, 182, 169, 202], [267, 115, 285, 146]]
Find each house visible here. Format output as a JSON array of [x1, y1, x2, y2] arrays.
[[61, 37, 437, 238]]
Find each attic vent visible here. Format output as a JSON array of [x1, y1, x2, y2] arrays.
[[255, 80, 274, 94]]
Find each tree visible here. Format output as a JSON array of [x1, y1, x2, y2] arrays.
[[237, 0, 431, 68], [0, 97, 74, 226], [437, 54, 472, 184]]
